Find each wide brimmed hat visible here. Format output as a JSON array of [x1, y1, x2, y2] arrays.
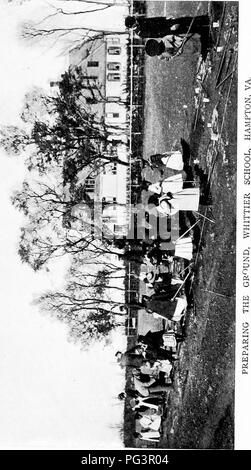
[[125, 16, 136, 28], [145, 39, 164, 57]]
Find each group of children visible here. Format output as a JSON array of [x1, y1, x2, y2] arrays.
[[115, 9, 217, 446], [117, 328, 185, 442], [140, 151, 200, 219], [115, 138, 202, 442]]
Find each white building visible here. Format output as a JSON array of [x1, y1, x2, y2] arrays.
[[69, 33, 130, 237]]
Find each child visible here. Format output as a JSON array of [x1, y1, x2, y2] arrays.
[[145, 35, 184, 61]]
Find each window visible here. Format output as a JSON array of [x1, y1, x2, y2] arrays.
[[103, 215, 116, 223], [113, 197, 117, 203], [107, 96, 120, 102], [102, 196, 113, 203], [87, 61, 99, 67], [108, 47, 121, 55], [107, 73, 120, 82], [130, 279, 139, 290], [85, 178, 95, 192], [107, 37, 120, 45], [107, 62, 120, 71], [114, 224, 125, 234], [106, 112, 120, 119], [112, 163, 117, 175], [82, 75, 98, 80]]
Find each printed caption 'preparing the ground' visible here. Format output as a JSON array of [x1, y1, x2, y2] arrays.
[[241, 79, 251, 374]]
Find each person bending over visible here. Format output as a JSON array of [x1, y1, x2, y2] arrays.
[[125, 14, 210, 38]]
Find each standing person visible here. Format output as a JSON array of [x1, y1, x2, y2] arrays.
[[130, 397, 160, 411], [115, 349, 145, 369], [142, 173, 184, 196], [125, 14, 210, 38], [142, 295, 187, 322], [144, 345, 177, 363], [157, 187, 200, 216]]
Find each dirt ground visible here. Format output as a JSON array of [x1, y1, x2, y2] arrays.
[[142, 1, 238, 449]]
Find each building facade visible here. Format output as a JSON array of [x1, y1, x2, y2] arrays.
[[69, 33, 130, 237]]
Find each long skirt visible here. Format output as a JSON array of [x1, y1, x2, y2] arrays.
[[144, 297, 177, 320], [149, 297, 187, 322], [158, 187, 200, 215], [153, 272, 173, 292], [141, 329, 165, 349], [162, 173, 183, 194], [145, 346, 176, 362], [172, 297, 188, 321], [174, 236, 193, 260], [144, 284, 180, 304]]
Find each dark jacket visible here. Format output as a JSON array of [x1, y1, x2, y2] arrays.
[[135, 15, 209, 38]]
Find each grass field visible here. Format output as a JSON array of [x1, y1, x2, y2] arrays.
[[142, 1, 238, 449]]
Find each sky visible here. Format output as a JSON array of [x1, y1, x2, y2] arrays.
[[0, 0, 128, 450], [1, 0, 251, 453]]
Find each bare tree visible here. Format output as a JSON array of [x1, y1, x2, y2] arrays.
[[37, 292, 125, 348], [17, 216, 123, 270], [20, 0, 128, 51], [35, 260, 128, 348]]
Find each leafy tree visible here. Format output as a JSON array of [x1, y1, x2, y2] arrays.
[[1, 67, 128, 173], [0, 126, 30, 155], [20, 87, 52, 124]]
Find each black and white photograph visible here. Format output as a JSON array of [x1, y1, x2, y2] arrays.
[[0, 0, 246, 452]]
